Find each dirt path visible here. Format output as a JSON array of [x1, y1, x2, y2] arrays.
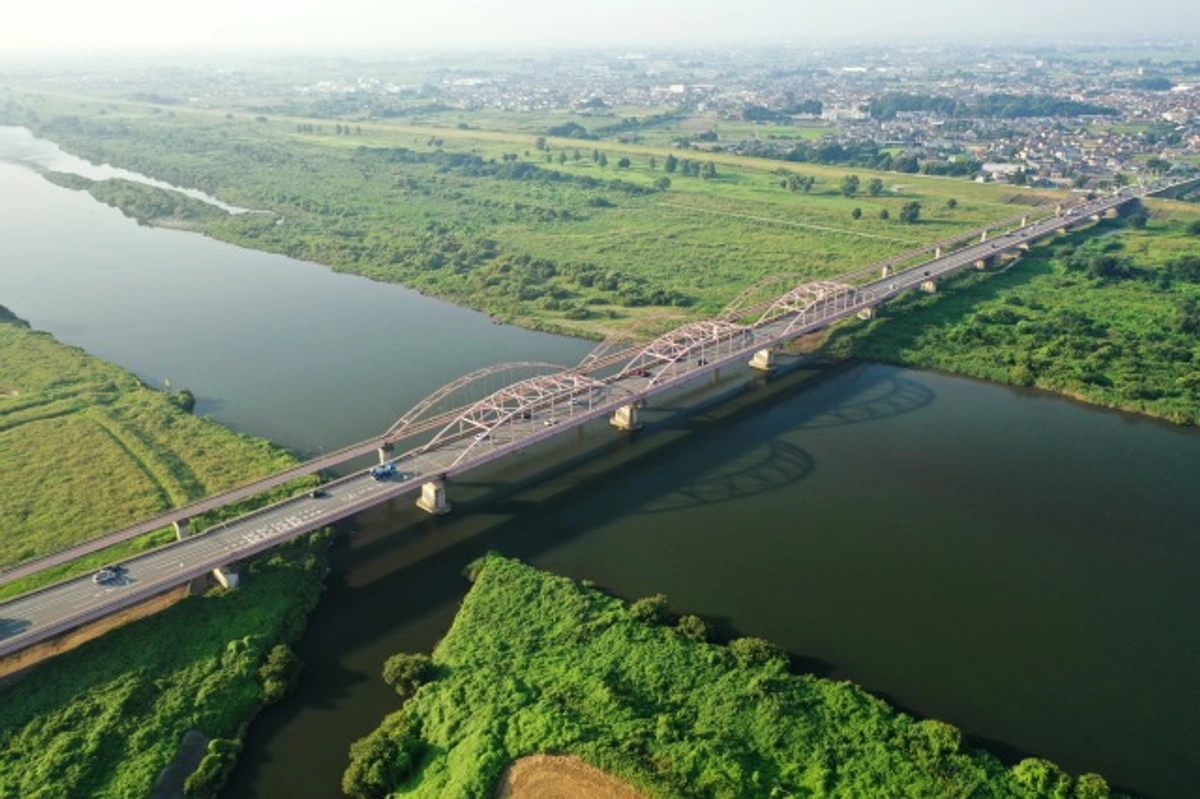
[[494, 755, 646, 799]]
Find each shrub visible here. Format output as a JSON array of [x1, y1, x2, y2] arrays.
[[630, 593, 670, 625], [676, 614, 708, 642], [729, 637, 786, 666], [382, 653, 435, 696]]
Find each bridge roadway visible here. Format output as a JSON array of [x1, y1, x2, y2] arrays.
[[0, 187, 1148, 659]]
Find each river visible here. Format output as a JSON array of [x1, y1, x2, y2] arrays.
[[2, 131, 1198, 798]]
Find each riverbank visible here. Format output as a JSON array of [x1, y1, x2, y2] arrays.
[[830, 208, 1200, 427], [0, 307, 312, 598], [0, 536, 328, 798], [7, 96, 1199, 432], [347, 555, 1115, 798], [0, 312, 333, 795]]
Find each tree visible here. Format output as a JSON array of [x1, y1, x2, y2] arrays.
[[729, 637, 786, 666], [677, 614, 708, 641], [879, 208, 890, 220], [382, 652, 435, 696], [617, 156, 631, 168], [899, 201, 922, 224], [841, 174, 860, 197], [534, 136, 547, 151], [702, 161, 717, 180], [664, 154, 678, 173], [648, 155, 657, 170], [851, 207, 862, 220], [946, 198, 958, 209], [654, 176, 672, 192], [631, 593, 670, 624], [1188, 220, 1200, 237], [259, 644, 302, 704], [597, 152, 608, 167], [867, 177, 884, 196]]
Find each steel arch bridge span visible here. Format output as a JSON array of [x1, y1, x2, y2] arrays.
[[385, 361, 568, 442], [420, 370, 627, 468], [757, 281, 858, 337], [720, 273, 809, 324], [616, 320, 753, 387]]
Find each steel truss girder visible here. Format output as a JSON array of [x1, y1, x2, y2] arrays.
[[617, 320, 752, 386], [757, 281, 858, 336], [386, 361, 566, 439], [421, 369, 623, 466]]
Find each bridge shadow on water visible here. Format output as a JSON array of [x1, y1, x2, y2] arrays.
[[230, 361, 941, 791]]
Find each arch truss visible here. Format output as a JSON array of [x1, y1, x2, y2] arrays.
[[386, 361, 566, 442], [420, 370, 623, 467], [617, 320, 752, 387], [719, 273, 808, 324], [757, 281, 858, 338]]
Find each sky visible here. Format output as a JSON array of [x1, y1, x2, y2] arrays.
[[2, 0, 1199, 54]]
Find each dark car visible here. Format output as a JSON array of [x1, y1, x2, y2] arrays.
[[92, 568, 119, 585]]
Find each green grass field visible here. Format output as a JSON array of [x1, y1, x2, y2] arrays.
[[0, 310, 312, 592]]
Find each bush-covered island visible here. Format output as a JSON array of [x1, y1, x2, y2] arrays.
[[344, 555, 1114, 798]]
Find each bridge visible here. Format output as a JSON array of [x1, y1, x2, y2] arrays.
[[0, 186, 1162, 659]]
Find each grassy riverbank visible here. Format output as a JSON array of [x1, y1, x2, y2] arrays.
[[345, 555, 1114, 798], [5, 89, 1198, 424], [0, 308, 311, 596], [1, 89, 1054, 338], [0, 536, 327, 798], [0, 311, 331, 796], [829, 206, 1200, 425]]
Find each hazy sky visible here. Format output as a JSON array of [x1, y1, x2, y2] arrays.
[[3, 0, 1199, 54]]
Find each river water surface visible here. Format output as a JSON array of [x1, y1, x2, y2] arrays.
[[2, 132, 1198, 798]]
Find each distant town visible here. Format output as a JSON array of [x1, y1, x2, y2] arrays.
[[10, 40, 1197, 193]]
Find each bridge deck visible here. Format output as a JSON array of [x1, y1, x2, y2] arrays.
[[0, 187, 1147, 659]]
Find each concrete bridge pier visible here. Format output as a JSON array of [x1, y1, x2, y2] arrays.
[[856, 306, 878, 320], [980, 229, 988, 242], [973, 258, 990, 270], [609, 404, 642, 431], [748, 348, 776, 371], [934, 246, 942, 258], [1020, 216, 1028, 227], [416, 480, 451, 515], [920, 279, 938, 294], [213, 565, 240, 590], [377, 445, 393, 463], [173, 519, 190, 540], [880, 265, 892, 278]]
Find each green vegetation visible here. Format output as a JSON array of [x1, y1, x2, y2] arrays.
[[344, 555, 1114, 798], [0, 314, 330, 796], [0, 310, 308, 587], [1, 91, 1050, 337], [40, 172, 229, 228], [830, 205, 1200, 425], [868, 92, 1118, 121], [0, 536, 327, 799]]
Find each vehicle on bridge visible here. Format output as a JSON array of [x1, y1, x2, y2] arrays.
[[370, 461, 398, 480], [92, 564, 125, 585]]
